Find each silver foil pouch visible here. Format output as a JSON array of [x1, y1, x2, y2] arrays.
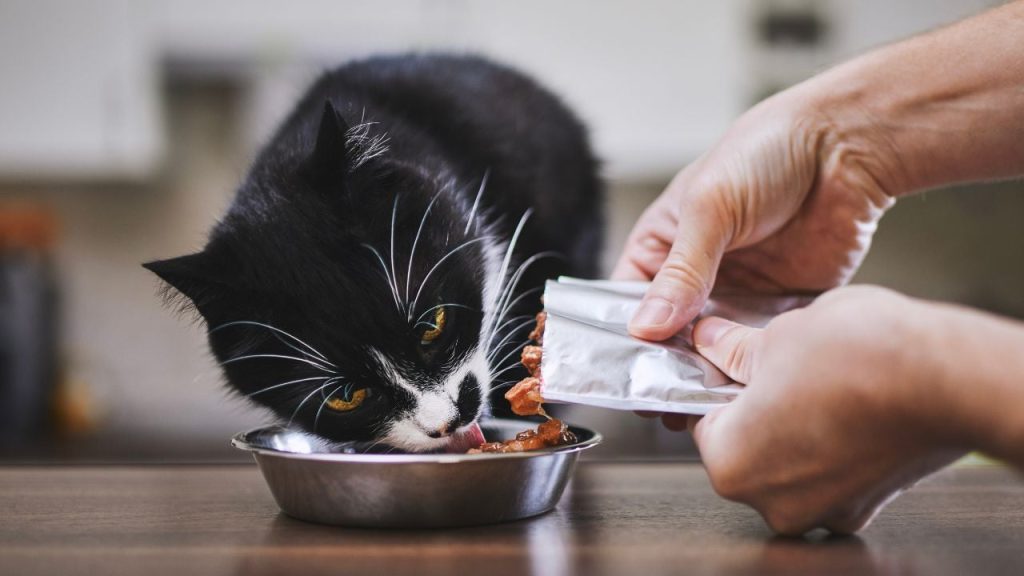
[[540, 277, 811, 415]]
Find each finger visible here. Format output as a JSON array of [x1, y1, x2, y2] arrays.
[[685, 415, 702, 435], [612, 204, 676, 281], [628, 194, 730, 341], [690, 407, 722, 452], [691, 406, 751, 505], [611, 255, 654, 281], [693, 317, 762, 383], [660, 413, 689, 431]]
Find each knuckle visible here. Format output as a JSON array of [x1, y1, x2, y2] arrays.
[[704, 458, 748, 502], [658, 254, 711, 298], [815, 284, 898, 309], [721, 331, 753, 380]]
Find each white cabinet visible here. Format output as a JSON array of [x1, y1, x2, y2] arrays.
[[0, 0, 163, 180]]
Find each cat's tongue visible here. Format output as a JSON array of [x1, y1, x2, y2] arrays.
[[444, 422, 486, 453]]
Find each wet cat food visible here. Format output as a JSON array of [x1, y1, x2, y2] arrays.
[[467, 418, 577, 454], [505, 377, 544, 417], [467, 308, 577, 453]]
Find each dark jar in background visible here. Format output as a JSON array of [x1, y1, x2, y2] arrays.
[[0, 206, 58, 444]]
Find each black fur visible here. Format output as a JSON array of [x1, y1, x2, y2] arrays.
[[145, 54, 601, 450]]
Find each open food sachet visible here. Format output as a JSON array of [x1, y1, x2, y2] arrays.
[[538, 277, 813, 415]]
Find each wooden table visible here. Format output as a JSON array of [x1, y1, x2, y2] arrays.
[[1, 463, 1022, 575]]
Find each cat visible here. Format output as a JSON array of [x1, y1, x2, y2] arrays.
[[144, 54, 602, 452]]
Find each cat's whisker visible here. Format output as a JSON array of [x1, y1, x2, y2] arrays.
[[246, 376, 334, 398], [495, 251, 562, 313], [405, 191, 442, 311], [485, 314, 530, 354], [488, 340, 531, 379], [487, 318, 536, 363], [271, 333, 327, 367], [210, 320, 334, 366], [313, 380, 348, 433], [489, 379, 522, 391], [488, 210, 533, 328], [489, 350, 529, 378], [487, 286, 544, 351], [491, 286, 548, 358], [222, 353, 336, 373], [362, 243, 403, 313], [360, 422, 393, 453], [414, 303, 476, 324], [490, 252, 561, 340], [360, 439, 387, 454], [489, 360, 529, 383], [288, 378, 343, 428], [493, 286, 544, 332], [389, 193, 403, 314], [464, 170, 490, 235], [409, 235, 494, 321]]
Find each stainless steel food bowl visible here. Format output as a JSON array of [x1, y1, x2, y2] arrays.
[[232, 419, 601, 528]]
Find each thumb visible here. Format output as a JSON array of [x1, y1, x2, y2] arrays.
[[693, 317, 762, 383], [628, 195, 730, 341]]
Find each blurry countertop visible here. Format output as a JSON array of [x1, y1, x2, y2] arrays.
[[1, 462, 1022, 575]]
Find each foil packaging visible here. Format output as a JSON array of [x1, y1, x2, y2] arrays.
[[540, 277, 811, 415]]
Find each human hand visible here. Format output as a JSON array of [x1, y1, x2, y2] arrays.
[[689, 286, 965, 535], [613, 86, 900, 341]]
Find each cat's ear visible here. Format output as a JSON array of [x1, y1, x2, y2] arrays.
[[143, 251, 233, 314], [308, 100, 352, 185]]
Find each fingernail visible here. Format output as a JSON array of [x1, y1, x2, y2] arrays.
[[694, 317, 733, 349], [632, 297, 675, 329]]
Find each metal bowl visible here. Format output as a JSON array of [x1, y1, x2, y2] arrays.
[[231, 419, 601, 528]]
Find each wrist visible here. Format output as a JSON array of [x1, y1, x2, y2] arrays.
[[795, 57, 917, 200], [914, 300, 1024, 465], [865, 295, 969, 449], [796, 3, 1024, 198]]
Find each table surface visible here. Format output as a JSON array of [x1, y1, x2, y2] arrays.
[[1, 462, 1022, 576]]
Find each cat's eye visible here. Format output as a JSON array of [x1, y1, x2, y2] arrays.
[[326, 388, 368, 412], [420, 306, 447, 345]]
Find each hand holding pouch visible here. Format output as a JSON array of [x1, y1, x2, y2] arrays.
[[540, 277, 811, 415]]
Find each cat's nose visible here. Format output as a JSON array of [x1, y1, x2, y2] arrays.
[[426, 423, 449, 439], [425, 418, 458, 439]]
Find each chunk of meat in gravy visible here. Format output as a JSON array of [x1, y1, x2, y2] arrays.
[[504, 377, 544, 417], [520, 345, 542, 377], [528, 311, 546, 344], [467, 418, 577, 454]]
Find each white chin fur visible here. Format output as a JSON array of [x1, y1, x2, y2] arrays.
[[380, 419, 451, 452]]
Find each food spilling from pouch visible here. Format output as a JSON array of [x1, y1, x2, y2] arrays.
[[466, 311, 578, 454], [506, 376, 544, 417]]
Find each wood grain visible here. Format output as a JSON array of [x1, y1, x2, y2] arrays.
[[0, 463, 1021, 575]]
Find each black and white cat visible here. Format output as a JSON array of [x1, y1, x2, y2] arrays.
[[145, 54, 602, 452]]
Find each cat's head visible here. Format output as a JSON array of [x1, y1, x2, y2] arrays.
[[145, 102, 505, 452]]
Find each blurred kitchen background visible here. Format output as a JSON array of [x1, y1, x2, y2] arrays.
[[0, 0, 1018, 462]]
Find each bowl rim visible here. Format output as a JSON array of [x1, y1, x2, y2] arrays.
[[231, 419, 602, 464]]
